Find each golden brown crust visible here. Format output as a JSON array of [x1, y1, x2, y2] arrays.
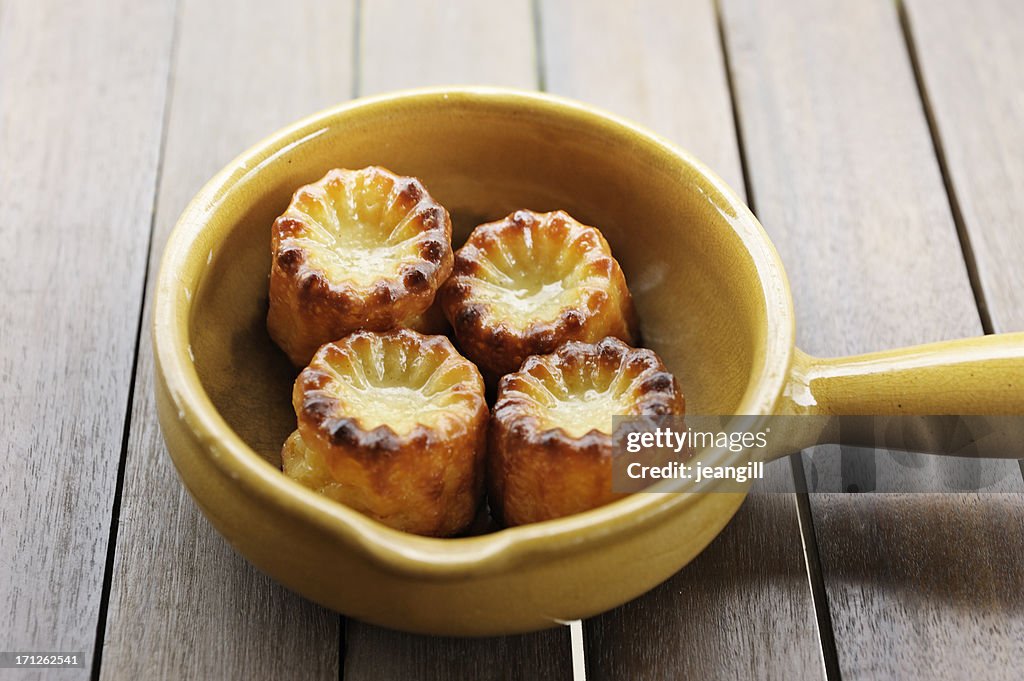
[[284, 329, 488, 537], [268, 166, 454, 366], [439, 209, 638, 376], [488, 337, 684, 526]]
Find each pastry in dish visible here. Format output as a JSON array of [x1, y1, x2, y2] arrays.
[[268, 166, 454, 366], [489, 337, 684, 526], [439, 209, 638, 376], [282, 329, 487, 537]]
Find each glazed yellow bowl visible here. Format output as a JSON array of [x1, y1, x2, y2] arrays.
[[154, 87, 1024, 636]]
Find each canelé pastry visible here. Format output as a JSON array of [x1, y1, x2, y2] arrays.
[[268, 166, 454, 366], [489, 337, 684, 526], [282, 329, 488, 537], [439, 209, 638, 376]]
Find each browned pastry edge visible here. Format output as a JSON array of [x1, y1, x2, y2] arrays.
[[439, 209, 638, 376], [488, 337, 685, 527], [287, 329, 488, 537], [268, 166, 454, 366]]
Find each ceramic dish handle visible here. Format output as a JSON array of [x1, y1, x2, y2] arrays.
[[770, 332, 1024, 458], [785, 332, 1024, 415]]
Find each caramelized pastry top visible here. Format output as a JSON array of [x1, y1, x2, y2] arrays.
[[268, 166, 453, 365], [276, 166, 450, 289], [294, 329, 485, 448], [440, 209, 637, 375], [488, 337, 684, 526], [494, 337, 684, 439], [286, 329, 488, 536]]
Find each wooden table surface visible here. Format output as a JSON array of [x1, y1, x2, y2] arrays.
[[2, 1, 1022, 679]]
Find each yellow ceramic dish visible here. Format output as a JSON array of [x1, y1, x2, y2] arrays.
[[153, 87, 1024, 636]]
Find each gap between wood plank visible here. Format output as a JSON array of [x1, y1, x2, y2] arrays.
[[790, 457, 843, 681], [896, 1, 1024, 484], [531, 8, 588, 677], [89, 3, 183, 678], [569, 620, 586, 681], [338, 3, 364, 678], [351, 0, 363, 101], [895, 1, 994, 338], [714, 3, 840, 678], [713, 0, 755, 210], [531, 0, 548, 93], [338, 616, 347, 681]]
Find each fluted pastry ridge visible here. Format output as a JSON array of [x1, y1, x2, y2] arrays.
[[268, 166, 453, 365], [488, 337, 684, 526], [440, 209, 637, 376], [283, 329, 487, 537]]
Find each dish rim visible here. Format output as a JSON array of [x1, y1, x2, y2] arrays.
[[152, 86, 796, 579]]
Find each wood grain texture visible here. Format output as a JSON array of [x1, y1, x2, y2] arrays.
[[540, 0, 745, 194], [0, 1, 175, 679], [539, 1, 824, 678], [344, 629, 573, 681], [97, 1, 354, 679], [903, 0, 1024, 333], [344, 3, 572, 679], [359, 0, 537, 94], [580, 485, 827, 681], [720, 0, 1024, 677]]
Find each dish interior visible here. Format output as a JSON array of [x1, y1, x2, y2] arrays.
[[187, 95, 777, 474]]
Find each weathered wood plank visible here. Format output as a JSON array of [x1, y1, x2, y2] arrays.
[[97, 1, 354, 679], [0, 1, 176, 678], [344, 628, 574, 681], [359, 0, 537, 95], [541, 0, 745, 194], [720, 0, 1024, 677], [344, 3, 572, 679], [539, 1, 825, 678], [901, 0, 1024, 666], [903, 0, 1024, 333]]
